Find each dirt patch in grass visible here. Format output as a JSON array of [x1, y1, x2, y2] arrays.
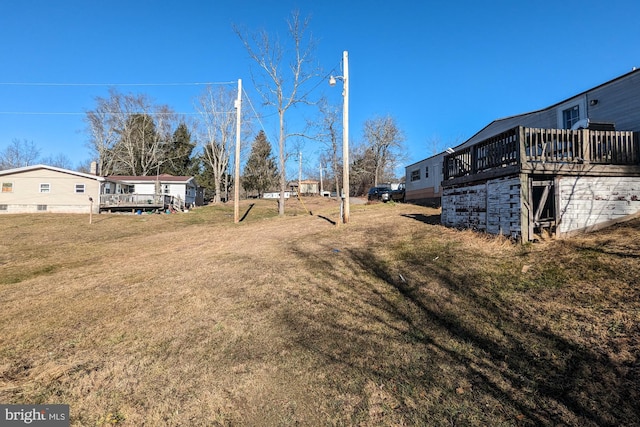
[[1, 198, 638, 426]]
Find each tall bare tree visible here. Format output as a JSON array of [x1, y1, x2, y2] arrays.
[[235, 11, 319, 215], [194, 85, 238, 204], [362, 115, 405, 186], [85, 88, 177, 176], [315, 98, 342, 196], [0, 139, 41, 170]]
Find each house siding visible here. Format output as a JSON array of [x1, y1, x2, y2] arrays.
[[0, 168, 100, 214], [557, 175, 640, 235], [587, 71, 640, 131], [442, 175, 521, 238], [410, 69, 640, 208], [405, 153, 444, 205]]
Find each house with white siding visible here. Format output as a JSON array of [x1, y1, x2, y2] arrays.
[[101, 174, 200, 211]]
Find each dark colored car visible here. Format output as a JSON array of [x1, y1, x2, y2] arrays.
[[389, 183, 405, 202], [367, 186, 391, 202]]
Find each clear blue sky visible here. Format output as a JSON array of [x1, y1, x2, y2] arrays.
[[1, 0, 640, 178]]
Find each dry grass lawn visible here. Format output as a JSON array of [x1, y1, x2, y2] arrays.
[[0, 197, 638, 426]]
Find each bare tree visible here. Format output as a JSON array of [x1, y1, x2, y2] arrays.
[[0, 139, 41, 170], [85, 88, 122, 176], [314, 97, 342, 196], [85, 88, 177, 176], [40, 153, 73, 170], [362, 115, 405, 186], [194, 85, 238, 203], [235, 11, 319, 215]]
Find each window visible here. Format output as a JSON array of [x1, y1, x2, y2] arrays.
[[37, 205, 47, 211], [1, 182, 12, 193], [562, 105, 580, 129], [0, 204, 7, 211], [410, 169, 421, 182], [75, 184, 85, 194], [162, 184, 170, 194], [425, 166, 429, 178], [39, 183, 50, 193]]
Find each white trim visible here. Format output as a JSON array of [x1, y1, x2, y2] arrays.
[[556, 96, 586, 129]]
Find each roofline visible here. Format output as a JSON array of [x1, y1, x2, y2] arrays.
[[459, 67, 640, 148], [105, 175, 196, 184], [0, 164, 105, 181]]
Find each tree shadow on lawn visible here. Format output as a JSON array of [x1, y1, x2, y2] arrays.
[[280, 242, 639, 426]]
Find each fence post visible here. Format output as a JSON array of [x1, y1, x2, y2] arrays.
[[518, 126, 526, 167], [581, 129, 590, 164]]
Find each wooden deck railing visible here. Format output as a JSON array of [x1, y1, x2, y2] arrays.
[[444, 126, 639, 180], [99, 193, 169, 207]]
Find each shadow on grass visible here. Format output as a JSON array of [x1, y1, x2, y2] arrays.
[[239, 204, 255, 222], [281, 240, 639, 426], [401, 213, 441, 225], [317, 215, 337, 226]]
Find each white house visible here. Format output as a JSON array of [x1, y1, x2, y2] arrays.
[[100, 174, 201, 211], [0, 164, 104, 214]]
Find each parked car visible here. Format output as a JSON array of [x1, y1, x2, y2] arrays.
[[367, 186, 391, 202], [389, 183, 405, 202]]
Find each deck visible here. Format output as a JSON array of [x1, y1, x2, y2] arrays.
[[99, 194, 183, 212], [443, 126, 640, 186]]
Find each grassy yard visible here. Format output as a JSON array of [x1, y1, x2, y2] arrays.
[[0, 198, 638, 426]]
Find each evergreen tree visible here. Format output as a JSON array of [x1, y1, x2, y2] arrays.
[[161, 122, 196, 176], [242, 131, 278, 197]]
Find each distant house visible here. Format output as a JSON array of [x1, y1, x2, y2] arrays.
[[433, 69, 640, 240], [405, 153, 446, 207], [299, 180, 319, 195], [0, 165, 202, 214], [0, 164, 104, 214], [101, 174, 201, 211]]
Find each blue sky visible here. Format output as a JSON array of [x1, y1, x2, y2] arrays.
[[1, 0, 640, 178]]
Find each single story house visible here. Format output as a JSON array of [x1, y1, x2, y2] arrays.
[[406, 68, 640, 211], [0, 165, 202, 214], [435, 68, 640, 241], [101, 174, 201, 211], [0, 164, 104, 214]]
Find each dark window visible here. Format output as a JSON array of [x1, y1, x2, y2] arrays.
[[37, 204, 47, 211], [425, 166, 429, 178], [410, 169, 420, 182], [563, 105, 580, 129]]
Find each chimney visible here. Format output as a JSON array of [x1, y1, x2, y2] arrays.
[[90, 161, 98, 175]]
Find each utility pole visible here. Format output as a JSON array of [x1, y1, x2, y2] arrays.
[[234, 79, 242, 223], [329, 50, 350, 223], [298, 151, 302, 195], [342, 51, 350, 223], [319, 164, 324, 195]]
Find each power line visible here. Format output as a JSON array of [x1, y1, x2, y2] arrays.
[[0, 81, 236, 87]]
